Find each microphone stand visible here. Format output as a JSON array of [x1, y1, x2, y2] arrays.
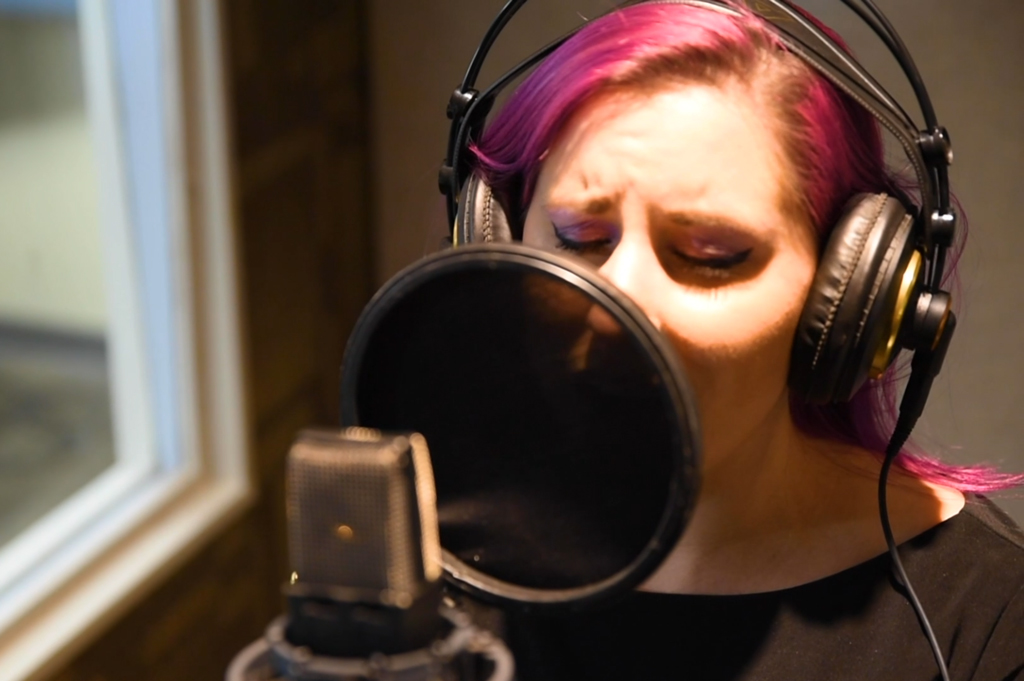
[[227, 606, 513, 681]]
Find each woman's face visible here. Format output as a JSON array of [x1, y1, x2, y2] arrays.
[[523, 83, 819, 469]]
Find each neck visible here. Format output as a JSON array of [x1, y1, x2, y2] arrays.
[[640, 393, 964, 595]]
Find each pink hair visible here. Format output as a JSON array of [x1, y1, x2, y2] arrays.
[[470, 2, 1022, 491]]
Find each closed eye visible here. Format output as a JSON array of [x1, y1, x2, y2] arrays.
[[554, 230, 614, 254], [675, 247, 752, 270], [551, 218, 619, 256]]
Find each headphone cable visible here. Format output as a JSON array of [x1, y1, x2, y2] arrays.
[[879, 427, 950, 681], [879, 314, 957, 681]]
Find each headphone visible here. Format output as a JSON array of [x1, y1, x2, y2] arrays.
[[437, 0, 958, 407]]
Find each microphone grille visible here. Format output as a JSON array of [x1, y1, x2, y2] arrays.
[[286, 428, 440, 598]]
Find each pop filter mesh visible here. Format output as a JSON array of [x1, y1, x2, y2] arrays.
[[346, 249, 697, 598]]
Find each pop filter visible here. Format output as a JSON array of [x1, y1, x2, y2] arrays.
[[339, 243, 700, 610]]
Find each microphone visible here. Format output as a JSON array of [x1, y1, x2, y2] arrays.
[[226, 428, 513, 681]]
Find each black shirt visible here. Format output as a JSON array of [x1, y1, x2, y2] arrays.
[[506, 496, 1024, 681]]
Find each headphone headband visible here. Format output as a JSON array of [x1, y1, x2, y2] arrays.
[[440, 0, 956, 285]]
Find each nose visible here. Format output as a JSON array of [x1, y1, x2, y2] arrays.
[[597, 229, 663, 330]]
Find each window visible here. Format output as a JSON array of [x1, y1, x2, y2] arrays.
[[0, 0, 115, 557], [0, 2, 249, 679]]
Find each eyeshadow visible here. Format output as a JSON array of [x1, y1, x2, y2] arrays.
[[671, 226, 755, 260]]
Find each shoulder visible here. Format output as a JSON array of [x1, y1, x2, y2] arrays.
[[904, 495, 1024, 681], [911, 494, 1024, 580], [960, 495, 1024, 552]]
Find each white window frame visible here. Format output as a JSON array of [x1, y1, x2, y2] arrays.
[[0, 2, 251, 680]]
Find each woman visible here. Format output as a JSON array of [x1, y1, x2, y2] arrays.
[[463, 3, 1024, 679]]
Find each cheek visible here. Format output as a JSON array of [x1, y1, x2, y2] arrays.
[[656, 257, 816, 431], [667, 261, 812, 354], [522, 202, 545, 246], [661, 299, 797, 403], [523, 191, 560, 252]]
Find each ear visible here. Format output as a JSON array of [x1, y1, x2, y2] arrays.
[[790, 193, 917, 403]]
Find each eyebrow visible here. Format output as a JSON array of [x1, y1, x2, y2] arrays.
[[662, 209, 763, 236], [545, 196, 616, 216], [544, 200, 767, 238]]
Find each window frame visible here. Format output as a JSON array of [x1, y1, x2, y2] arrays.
[[0, 1, 251, 679]]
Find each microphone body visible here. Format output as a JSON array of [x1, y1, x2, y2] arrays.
[[226, 429, 513, 681]]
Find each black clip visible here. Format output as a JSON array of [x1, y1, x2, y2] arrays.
[[447, 88, 479, 121], [918, 126, 953, 167], [438, 163, 455, 195]]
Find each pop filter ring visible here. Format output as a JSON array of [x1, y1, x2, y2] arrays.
[[340, 243, 701, 611]]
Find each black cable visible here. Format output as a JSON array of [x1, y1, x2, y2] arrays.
[[931, 245, 948, 293], [878, 431, 950, 681], [847, 0, 937, 129], [837, 0, 951, 268], [834, 0, 903, 76], [880, 318, 957, 681], [448, 36, 569, 225], [461, 0, 529, 92], [443, 0, 531, 226], [936, 165, 951, 212]]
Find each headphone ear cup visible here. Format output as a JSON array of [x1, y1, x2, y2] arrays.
[[790, 193, 917, 404], [454, 173, 514, 246]]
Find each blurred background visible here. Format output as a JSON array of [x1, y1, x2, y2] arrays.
[[0, 0, 1019, 679]]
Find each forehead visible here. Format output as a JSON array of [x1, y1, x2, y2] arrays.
[[536, 82, 794, 230]]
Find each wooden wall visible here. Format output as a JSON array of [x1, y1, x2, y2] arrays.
[[49, 1, 374, 679]]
